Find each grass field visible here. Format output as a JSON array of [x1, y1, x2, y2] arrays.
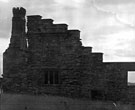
[[0, 93, 135, 110]]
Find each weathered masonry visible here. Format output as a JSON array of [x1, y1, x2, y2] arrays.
[[2, 7, 135, 101]]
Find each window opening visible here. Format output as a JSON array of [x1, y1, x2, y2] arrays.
[[128, 71, 135, 86], [44, 70, 59, 84]]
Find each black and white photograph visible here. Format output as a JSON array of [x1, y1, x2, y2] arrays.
[[0, 0, 135, 110]]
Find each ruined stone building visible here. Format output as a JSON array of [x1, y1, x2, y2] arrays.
[[2, 7, 135, 101]]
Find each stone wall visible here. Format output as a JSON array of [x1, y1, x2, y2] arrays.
[[3, 7, 135, 102]]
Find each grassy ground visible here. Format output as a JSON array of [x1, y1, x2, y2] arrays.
[[0, 93, 135, 110]]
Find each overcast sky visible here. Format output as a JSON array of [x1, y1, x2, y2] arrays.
[[0, 0, 135, 81]]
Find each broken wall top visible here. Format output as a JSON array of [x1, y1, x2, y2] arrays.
[[27, 15, 68, 33]]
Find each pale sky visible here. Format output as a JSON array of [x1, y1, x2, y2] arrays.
[[1, 0, 135, 81], [128, 71, 135, 83]]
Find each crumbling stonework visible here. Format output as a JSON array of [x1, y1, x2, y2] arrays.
[[2, 7, 135, 101]]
